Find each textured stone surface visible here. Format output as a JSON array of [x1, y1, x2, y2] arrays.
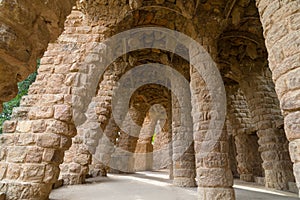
[[0, 0, 299, 199], [255, 0, 300, 194], [0, 0, 76, 111]]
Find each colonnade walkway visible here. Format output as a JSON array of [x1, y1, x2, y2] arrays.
[[50, 171, 298, 200]]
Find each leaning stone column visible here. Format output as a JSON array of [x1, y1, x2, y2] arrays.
[[60, 64, 120, 184], [111, 105, 148, 173], [153, 115, 173, 179], [171, 75, 196, 187], [256, 0, 300, 193], [134, 112, 158, 171], [0, 36, 77, 200]]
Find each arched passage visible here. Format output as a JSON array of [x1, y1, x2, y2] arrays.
[[1, 1, 298, 199]]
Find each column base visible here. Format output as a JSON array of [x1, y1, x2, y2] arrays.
[[110, 153, 135, 173], [240, 174, 254, 182], [0, 182, 52, 200], [198, 187, 235, 200], [173, 178, 196, 187]]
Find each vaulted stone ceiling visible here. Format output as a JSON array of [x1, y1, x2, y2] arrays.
[[0, 0, 267, 111]]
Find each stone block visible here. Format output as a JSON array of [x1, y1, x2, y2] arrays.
[[38, 94, 64, 106], [173, 177, 196, 187], [2, 120, 17, 133], [11, 107, 30, 120], [285, 112, 300, 141], [21, 164, 45, 183], [6, 164, 21, 180], [54, 105, 72, 121], [0, 147, 7, 161], [46, 120, 69, 135], [198, 187, 235, 200], [25, 147, 43, 163], [44, 165, 60, 184], [16, 121, 32, 133], [42, 149, 56, 163], [16, 133, 36, 146], [28, 107, 54, 120], [74, 153, 91, 166], [7, 146, 27, 163], [0, 163, 8, 180], [37, 133, 61, 148], [32, 120, 47, 133], [197, 168, 233, 187]]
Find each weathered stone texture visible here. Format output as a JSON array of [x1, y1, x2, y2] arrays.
[[0, 0, 76, 111], [255, 0, 300, 193], [0, 0, 299, 199], [226, 86, 263, 182]]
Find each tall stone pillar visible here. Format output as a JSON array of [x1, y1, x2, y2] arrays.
[[0, 11, 90, 199], [190, 67, 235, 199], [111, 105, 148, 173], [60, 64, 120, 184], [255, 0, 300, 193], [134, 113, 158, 171], [240, 69, 294, 190], [153, 117, 173, 179], [171, 75, 196, 187]]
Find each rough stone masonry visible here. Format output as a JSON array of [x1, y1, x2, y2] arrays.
[[0, 0, 299, 200]]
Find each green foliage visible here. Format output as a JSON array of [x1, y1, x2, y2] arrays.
[[152, 133, 156, 145], [0, 61, 39, 133]]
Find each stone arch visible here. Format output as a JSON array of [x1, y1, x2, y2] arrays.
[[134, 103, 169, 172], [217, 0, 296, 191], [0, 25, 230, 200], [58, 23, 229, 198], [226, 84, 264, 182], [0, 2, 231, 199], [60, 47, 190, 184]]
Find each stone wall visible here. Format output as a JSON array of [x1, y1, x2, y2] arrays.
[[0, 0, 76, 111]]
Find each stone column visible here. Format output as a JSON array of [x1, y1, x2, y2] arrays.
[[153, 117, 173, 178], [0, 12, 83, 198], [0, 9, 109, 199], [91, 118, 119, 177], [134, 113, 158, 171], [255, 0, 300, 193], [226, 86, 263, 182], [60, 64, 120, 184], [111, 104, 148, 173], [240, 69, 294, 190], [171, 76, 196, 187], [190, 67, 235, 199]]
